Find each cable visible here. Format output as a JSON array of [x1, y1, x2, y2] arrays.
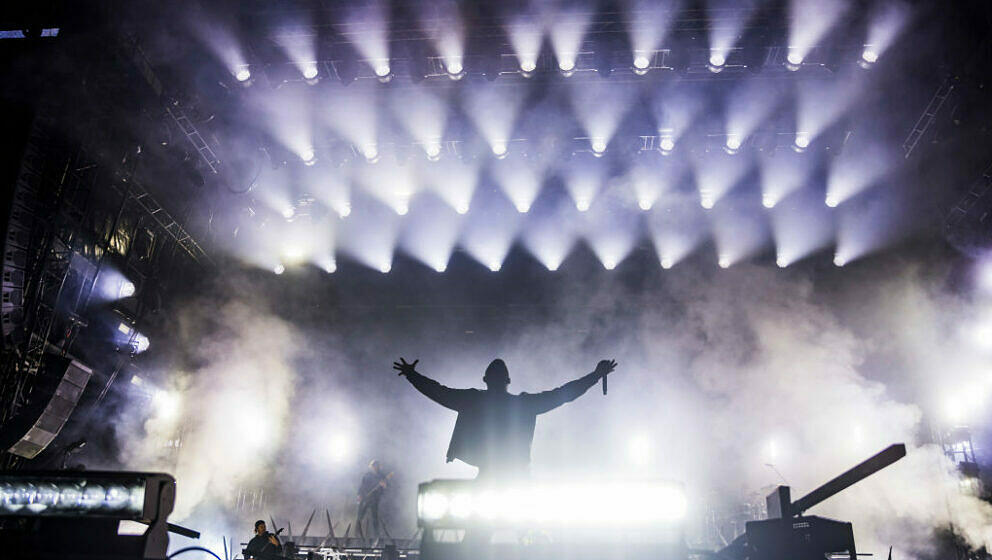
[[168, 546, 223, 560]]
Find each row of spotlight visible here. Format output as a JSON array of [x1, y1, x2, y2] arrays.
[[231, 43, 882, 86], [271, 245, 854, 277]]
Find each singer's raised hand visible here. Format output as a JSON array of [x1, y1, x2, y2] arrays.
[[393, 358, 419, 377]]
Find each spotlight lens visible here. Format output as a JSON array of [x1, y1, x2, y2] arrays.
[[447, 60, 463, 75], [795, 133, 810, 148], [718, 258, 730, 269], [661, 258, 673, 269], [825, 195, 838, 208], [118, 280, 136, 298], [380, 263, 392, 273], [709, 52, 726, 67], [660, 137, 675, 152], [592, 139, 607, 153], [777, 258, 787, 268], [282, 207, 295, 219], [303, 65, 318, 80], [493, 142, 508, 157], [787, 51, 804, 66], [861, 48, 878, 64], [374, 62, 391, 77], [339, 204, 352, 218], [701, 198, 714, 209], [762, 196, 775, 209], [726, 136, 741, 150], [235, 67, 251, 82], [638, 199, 652, 211], [364, 145, 379, 161], [489, 261, 501, 272], [576, 199, 591, 212], [520, 60, 536, 73], [559, 59, 575, 72], [633, 55, 650, 69], [834, 255, 845, 267], [301, 148, 316, 163], [274, 264, 285, 275], [426, 143, 441, 158]]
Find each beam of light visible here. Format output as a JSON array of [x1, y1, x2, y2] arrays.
[[758, 151, 814, 209], [398, 195, 463, 274], [507, 15, 543, 73], [301, 165, 352, 219], [429, 11, 465, 79], [976, 259, 992, 295], [548, 7, 591, 75], [355, 161, 418, 215], [652, 88, 705, 144], [153, 389, 181, 421], [826, 138, 896, 207], [726, 79, 785, 148], [572, 82, 634, 153], [337, 198, 400, 273], [863, 1, 911, 67], [788, 0, 848, 63], [95, 269, 136, 302], [249, 88, 314, 164], [693, 150, 752, 209], [321, 80, 378, 150], [466, 85, 526, 156], [346, 3, 391, 77], [627, 0, 678, 58], [709, 197, 772, 268], [630, 159, 683, 213], [771, 188, 835, 267], [422, 159, 479, 215], [706, 0, 751, 69], [316, 255, 337, 273], [391, 88, 449, 157], [582, 202, 641, 272], [796, 70, 864, 143], [273, 23, 318, 80], [460, 190, 522, 273], [834, 185, 910, 266], [190, 18, 250, 82], [493, 160, 544, 214], [522, 203, 578, 272], [563, 158, 606, 215]]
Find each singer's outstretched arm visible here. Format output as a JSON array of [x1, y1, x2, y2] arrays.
[[522, 359, 617, 415]]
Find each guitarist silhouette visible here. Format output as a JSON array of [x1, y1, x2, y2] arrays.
[[356, 460, 391, 537]]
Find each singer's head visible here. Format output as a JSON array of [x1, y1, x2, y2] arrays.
[[255, 520, 266, 535], [483, 359, 510, 392]]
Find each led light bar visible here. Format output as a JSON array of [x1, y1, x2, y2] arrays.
[[417, 479, 687, 529], [0, 471, 174, 521]]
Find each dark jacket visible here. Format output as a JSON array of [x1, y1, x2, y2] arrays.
[[245, 533, 282, 560], [405, 370, 601, 475]]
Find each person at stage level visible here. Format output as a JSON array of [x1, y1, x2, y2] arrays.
[[245, 520, 282, 560], [393, 357, 617, 478], [356, 459, 391, 536]]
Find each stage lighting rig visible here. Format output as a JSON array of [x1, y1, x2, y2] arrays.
[[0, 471, 178, 560]]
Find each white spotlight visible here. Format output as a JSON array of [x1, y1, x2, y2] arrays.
[[488, 261, 501, 272], [492, 141, 508, 158], [321, 259, 337, 273], [701, 197, 714, 210], [825, 194, 839, 208], [520, 59, 537, 73], [235, 67, 251, 82], [786, 50, 804, 66], [301, 148, 316, 166], [426, 142, 442, 160], [660, 257, 673, 270], [709, 51, 726, 67], [576, 198, 591, 212], [659, 136, 675, 153], [374, 61, 391, 77], [633, 54, 650, 70], [559, 58, 576, 72], [396, 203, 409, 216], [456, 203, 469, 215], [326, 435, 350, 462], [725, 134, 742, 151], [118, 280, 136, 299], [718, 256, 730, 269], [435, 263, 447, 273], [282, 207, 296, 219], [794, 132, 810, 151], [273, 264, 285, 275], [862, 48, 878, 64], [833, 254, 845, 267], [776, 257, 787, 268], [638, 199, 652, 211], [133, 333, 151, 354], [363, 144, 379, 163], [446, 58, 464, 75], [339, 203, 352, 218], [591, 138, 607, 155], [762, 195, 775, 209], [302, 63, 319, 80], [603, 259, 617, 271], [380, 262, 392, 273], [515, 201, 531, 213]]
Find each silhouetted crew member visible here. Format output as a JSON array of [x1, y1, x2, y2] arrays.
[[245, 520, 282, 560], [356, 460, 390, 536], [394, 357, 617, 478]]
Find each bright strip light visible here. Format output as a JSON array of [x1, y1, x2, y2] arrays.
[[417, 479, 687, 528]]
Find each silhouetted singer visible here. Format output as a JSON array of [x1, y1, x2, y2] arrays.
[[394, 357, 617, 478]]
